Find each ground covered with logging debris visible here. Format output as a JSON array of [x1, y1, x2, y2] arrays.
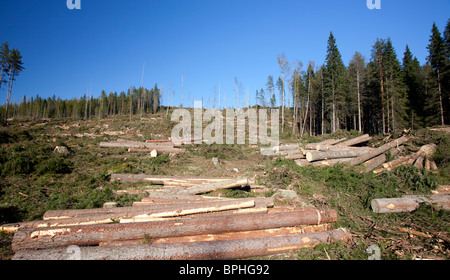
[[0, 113, 449, 260]]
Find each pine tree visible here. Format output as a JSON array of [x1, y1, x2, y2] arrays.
[[0, 42, 10, 95], [383, 38, 408, 131], [348, 52, 366, 132], [5, 48, 24, 122], [427, 22, 447, 125]]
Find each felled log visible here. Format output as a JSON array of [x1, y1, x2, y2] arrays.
[[311, 158, 353, 166], [110, 174, 229, 185], [306, 149, 370, 162], [44, 198, 257, 221], [11, 208, 338, 251], [363, 154, 386, 173], [100, 224, 333, 246], [285, 153, 306, 160], [304, 139, 337, 150], [419, 143, 437, 157], [337, 134, 372, 147], [432, 186, 450, 195], [2, 200, 256, 232], [371, 195, 450, 213], [413, 152, 426, 168], [347, 136, 409, 167], [12, 229, 351, 260], [128, 148, 185, 154], [294, 159, 310, 167], [377, 152, 422, 172], [100, 141, 174, 149], [180, 178, 249, 195], [315, 145, 374, 152]]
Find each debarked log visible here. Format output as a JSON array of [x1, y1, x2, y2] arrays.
[[3, 199, 256, 232], [11, 209, 337, 251], [127, 148, 185, 155], [110, 174, 229, 185], [43, 198, 257, 221], [306, 149, 369, 162], [12, 229, 350, 260], [100, 224, 333, 246], [181, 178, 249, 195], [347, 136, 409, 167], [371, 195, 450, 213], [100, 141, 174, 149], [336, 134, 372, 147]]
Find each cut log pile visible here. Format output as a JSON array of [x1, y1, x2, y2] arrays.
[[262, 134, 440, 174], [3, 175, 350, 260]]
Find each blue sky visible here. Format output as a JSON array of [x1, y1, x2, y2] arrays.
[[1, 0, 449, 108]]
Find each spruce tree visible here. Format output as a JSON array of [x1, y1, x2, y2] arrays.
[[427, 22, 447, 125], [403, 45, 426, 128], [324, 32, 347, 132]]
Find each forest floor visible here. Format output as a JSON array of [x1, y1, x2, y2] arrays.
[[0, 111, 449, 260]]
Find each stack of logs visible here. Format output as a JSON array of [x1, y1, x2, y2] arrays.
[[262, 134, 440, 174], [3, 175, 351, 260]]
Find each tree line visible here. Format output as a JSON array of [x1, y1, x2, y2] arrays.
[[0, 85, 161, 122], [256, 19, 450, 136], [1, 19, 449, 136]]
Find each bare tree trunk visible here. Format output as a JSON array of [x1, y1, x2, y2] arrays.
[[378, 54, 386, 134], [437, 69, 445, 125], [357, 70, 362, 132]]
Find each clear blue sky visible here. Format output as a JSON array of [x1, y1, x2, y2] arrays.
[[1, 0, 449, 108]]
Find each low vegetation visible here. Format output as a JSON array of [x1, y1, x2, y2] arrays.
[[0, 114, 448, 260]]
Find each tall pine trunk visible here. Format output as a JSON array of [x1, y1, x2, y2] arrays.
[[437, 69, 445, 125], [357, 70, 362, 132]]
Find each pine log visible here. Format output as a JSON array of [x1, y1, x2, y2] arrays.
[[43, 198, 258, 221], [363, 153, 386, 172], [180, 178, 249, 195], [424, 157, 431, 170], [419, 143, 437, 157], [12, 229, 350, 260], [100, 224, 333, 246], [315, 145, 374, 152], [145, 139, 173, 143], [1, 200, 256, 232], [110, 174, 229, 185], [413, 152, 426, 168], [430, 160, 438, 170], [304, 139, 337, 150], [381, 151, 422, 170], [11, 209, 338, 251], [294, 159, 311, 167], [128, 147, 185, 154], [285, 153, 306, 160], [306, 149, 369, 162], [325, 138, 347, 145], [311, 158, 354, 166], [347, 136, 409, 166], [432, 186, 450, 195], [100, 141, 174, 149], [337, 134, 371, 147], [371, 195, 450, 213]]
